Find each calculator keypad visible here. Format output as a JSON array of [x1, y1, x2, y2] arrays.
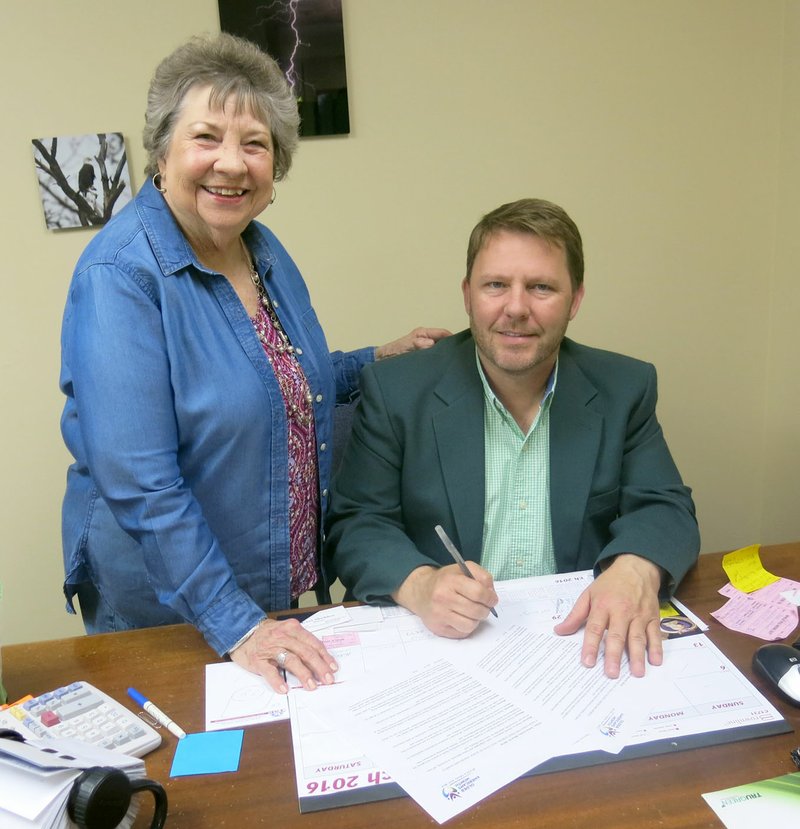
[[0, 681, 161, 757]]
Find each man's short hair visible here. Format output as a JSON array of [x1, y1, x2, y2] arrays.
[[465, 198, 584, 291]]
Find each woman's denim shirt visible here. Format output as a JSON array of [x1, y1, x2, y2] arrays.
[[60, 178, 373, 654]]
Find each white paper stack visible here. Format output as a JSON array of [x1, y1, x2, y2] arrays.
[[0, 736, 145, 828]]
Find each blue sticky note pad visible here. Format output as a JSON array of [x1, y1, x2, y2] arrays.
[[169, 730, 244, 777]]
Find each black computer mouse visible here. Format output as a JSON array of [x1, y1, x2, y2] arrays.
[[752, 643, 800, 706]]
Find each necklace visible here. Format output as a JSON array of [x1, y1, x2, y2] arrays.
[[241, 238, 314, 421], [241, 238, 296, 356]]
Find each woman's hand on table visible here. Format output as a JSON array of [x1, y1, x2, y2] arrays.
[[230, 618, 339, 694]]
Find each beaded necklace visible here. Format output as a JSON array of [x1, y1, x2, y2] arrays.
[[242, 239, 314, 424]]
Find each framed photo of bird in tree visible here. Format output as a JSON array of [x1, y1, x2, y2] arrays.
[[32, 132, 132, 230]]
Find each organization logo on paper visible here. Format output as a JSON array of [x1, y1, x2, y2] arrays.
[[441, 771, 479, 800], [599, 711, 624, 738]]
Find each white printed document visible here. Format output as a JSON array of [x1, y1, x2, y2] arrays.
[[205, 662, 288, 731], [285, 574, 788, 823], [291, 585, 655, 823], [299, 639, 581, 824]]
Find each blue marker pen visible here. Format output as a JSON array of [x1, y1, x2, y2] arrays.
[[127, 687, 187, 739]]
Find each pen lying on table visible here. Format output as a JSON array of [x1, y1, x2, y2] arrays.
[[128, 687, 187, 739], [434, 524, 499, 618]]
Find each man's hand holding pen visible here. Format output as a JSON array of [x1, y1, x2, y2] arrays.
[[392, 562, 499, 638]]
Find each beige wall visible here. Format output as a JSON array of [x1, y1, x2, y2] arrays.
[[1, 0, 798, 645], [764, 1, 800, 543]]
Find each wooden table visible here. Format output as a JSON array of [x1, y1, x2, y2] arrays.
[[5, 542, 800, 828]]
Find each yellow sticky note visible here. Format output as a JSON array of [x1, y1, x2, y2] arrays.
[[722, 544, 779, 593], [660, 602, 679, 618]]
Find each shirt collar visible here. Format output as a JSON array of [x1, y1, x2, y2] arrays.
[[135, 177, 274, 279], [474, 347, 559, 417]]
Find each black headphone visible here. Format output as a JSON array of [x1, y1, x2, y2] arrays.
[[67, 766, 168, 829]]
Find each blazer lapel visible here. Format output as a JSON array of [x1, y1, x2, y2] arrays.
[[549, 344, 603, 571], [431, 338, 485, 562]]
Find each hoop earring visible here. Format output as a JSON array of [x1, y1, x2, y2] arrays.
[[152, 172, 167, 194], [270, 187, 277, 205]]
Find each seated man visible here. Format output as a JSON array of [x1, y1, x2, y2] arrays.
[[324, 198, 700, 678]]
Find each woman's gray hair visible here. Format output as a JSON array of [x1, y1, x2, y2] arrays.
[[142, 32, 299, 180]]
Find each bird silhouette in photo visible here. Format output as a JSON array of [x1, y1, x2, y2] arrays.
[[77, 157, 98, 209]]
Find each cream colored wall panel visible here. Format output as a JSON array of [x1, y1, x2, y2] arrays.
[[762, 0, 800, 546]]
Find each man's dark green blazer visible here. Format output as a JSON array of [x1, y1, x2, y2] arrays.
[[324, 330, 700, 603]]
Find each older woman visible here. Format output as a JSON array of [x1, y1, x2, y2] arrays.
[[60, 33, 448, 693]]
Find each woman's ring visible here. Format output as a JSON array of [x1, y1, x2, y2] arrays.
[[276, 650, 288, 668]]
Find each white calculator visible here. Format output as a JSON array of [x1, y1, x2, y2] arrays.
[[0, 680, 161, 757]]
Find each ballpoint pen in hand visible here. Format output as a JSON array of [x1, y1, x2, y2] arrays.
[[434, 524, 499, 618]]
